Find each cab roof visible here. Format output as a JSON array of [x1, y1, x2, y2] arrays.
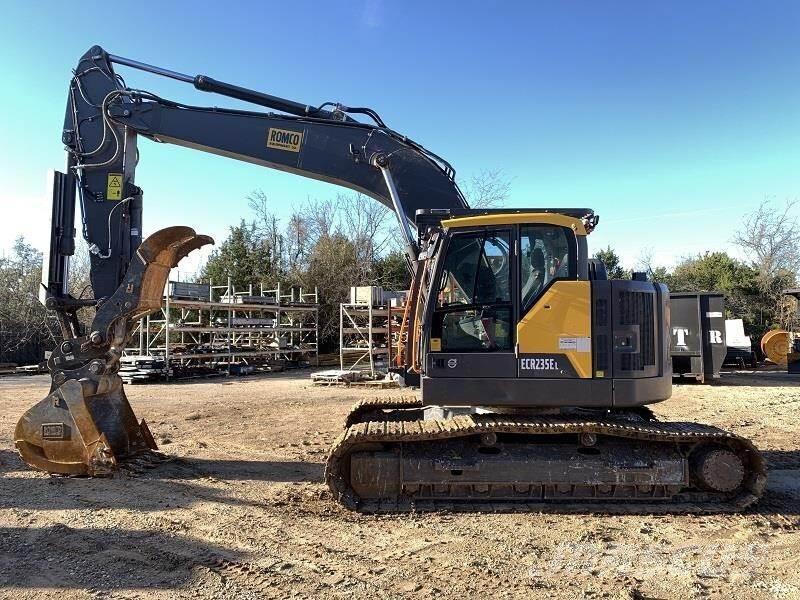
[[415, 208, 598, 235]]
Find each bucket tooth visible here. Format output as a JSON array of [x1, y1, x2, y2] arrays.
[[173, 235, 214, 265], [139, 418, 158, 451]]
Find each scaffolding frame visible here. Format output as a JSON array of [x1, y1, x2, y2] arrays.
[[339, 303, 403, 376], [128, 278, 319, 380]]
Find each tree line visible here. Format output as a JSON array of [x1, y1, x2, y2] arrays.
[[199, 190, 409, 350], [593, 200, 799, 341], [0, 238, 91, 364], [0, 189, 795, 363]]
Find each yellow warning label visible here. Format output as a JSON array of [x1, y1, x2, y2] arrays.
[[430, 337, 442, 352], [266, 128, 303, 152], [106, 173, 123, 201]]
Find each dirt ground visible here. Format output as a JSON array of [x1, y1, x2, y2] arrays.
[[1, 370, 799, 599]]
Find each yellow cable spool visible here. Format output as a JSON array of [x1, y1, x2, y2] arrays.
[[761, 329, 792, 366]]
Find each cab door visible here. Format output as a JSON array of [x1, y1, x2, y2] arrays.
[[426, 228, 517, 378], [516, 224, 592, 379]]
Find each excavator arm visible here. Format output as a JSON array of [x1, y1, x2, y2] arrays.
[[17, 45, 467, 476]]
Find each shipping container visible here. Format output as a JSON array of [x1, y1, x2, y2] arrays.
[[669, 292, 726, 382]]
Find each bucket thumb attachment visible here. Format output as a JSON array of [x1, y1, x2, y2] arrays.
[[15, 227, 213, 476], [94, 226, 215, 338]]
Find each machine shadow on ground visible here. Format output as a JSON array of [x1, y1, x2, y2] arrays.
[[176, 456, 324, 482], [0, 525, 241, 591], [0, 449, 323, 511], [0, 448, 323, 482]]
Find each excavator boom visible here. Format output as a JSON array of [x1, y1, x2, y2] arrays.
[[17, 45, 465, 476]]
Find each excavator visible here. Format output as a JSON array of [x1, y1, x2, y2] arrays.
[[14, 46, 766, 512]]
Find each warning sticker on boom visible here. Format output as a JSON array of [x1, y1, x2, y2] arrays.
[[106, 173, 123, 201], [267, 128, 303, 152]]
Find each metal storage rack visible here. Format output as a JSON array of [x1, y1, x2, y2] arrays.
[[339, 302, 404, 376], [127, 278, 318, 380]]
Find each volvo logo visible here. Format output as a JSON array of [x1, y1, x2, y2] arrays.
[[447, 358, 458, 369]]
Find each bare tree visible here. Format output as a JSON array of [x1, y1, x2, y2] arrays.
[[284, 210, 309, 275], [248, 190, 283, 273], [733, 199, 800, 282], [462, 169, 512, 208], [635, 247, 670, 282], [733, 198, 800, 329], [339, 193, 393, 253], [68, 237, 95, 329], [635, 247, 655, 275], [204, 190, 403, 349], [299, 196, 339, 243]]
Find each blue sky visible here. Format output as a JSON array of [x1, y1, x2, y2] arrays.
[[0, 1, 797, 275]]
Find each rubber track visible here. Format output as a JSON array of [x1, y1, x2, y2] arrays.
[[325, 413, 767, 514], [344, 396, 424, 428]]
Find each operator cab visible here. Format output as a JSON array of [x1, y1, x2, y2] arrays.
[[414, 208, 671, 410]]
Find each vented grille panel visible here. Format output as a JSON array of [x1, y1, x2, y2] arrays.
[[594, 296, 610, 372], [595, 298, 608, 327], [618, 291, 655, 371], [595, 334, 609, 371]]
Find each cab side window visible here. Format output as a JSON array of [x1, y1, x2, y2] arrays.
[[520, 225, 576, 312]]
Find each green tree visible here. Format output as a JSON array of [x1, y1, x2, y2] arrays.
[[0, 237, 56, 363], [200, 220, 275, 289], [666, 252, 766, 337], [373, 251, 411, 291], [593, 245, 629, 279], [300, 233, 364, 348]]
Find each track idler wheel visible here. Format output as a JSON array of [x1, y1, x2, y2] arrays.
[[691, 445, 746, 493]]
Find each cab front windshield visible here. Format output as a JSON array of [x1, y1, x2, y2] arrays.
[[430, 224, 575, 353], [434, 231, 512, 351]]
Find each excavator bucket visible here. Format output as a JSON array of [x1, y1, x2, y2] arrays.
[[14, 378, 155, 475], [14, 226, 212, 476]]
